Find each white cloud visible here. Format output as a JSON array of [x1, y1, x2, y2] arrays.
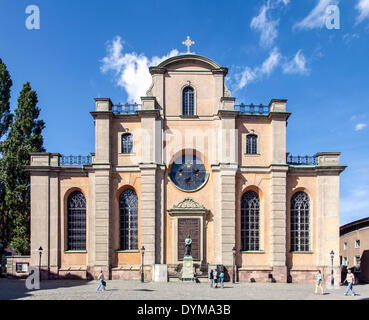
[[356, 0, 369, 23], [282, 49, 309, 75], [232, 47, 310, 90], [101, 36, 179, 103], [343, 33, 360, 45], [250, 3, 279, 48], [294, 0, 339, 30], [235, 47, 281, 90], [355, 123, 367, 131]]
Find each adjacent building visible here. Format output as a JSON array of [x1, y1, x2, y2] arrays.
[[340, 217, 369, 283]]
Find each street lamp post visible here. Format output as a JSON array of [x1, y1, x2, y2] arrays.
[[330, 250, 335, 286], [141, 246, 145, 283], [232, 246, 236, 284], [38, 246, 43, 283]]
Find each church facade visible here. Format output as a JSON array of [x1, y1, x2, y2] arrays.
[[27, 54, 346, 283]]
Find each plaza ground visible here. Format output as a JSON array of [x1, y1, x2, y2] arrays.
[[0, 279, 368, 300]]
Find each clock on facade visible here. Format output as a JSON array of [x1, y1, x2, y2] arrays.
[[170, 155, 208, 192]]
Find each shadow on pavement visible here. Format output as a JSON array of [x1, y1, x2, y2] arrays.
[[0, 279, 91, 300]]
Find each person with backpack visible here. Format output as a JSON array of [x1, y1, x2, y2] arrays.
[[97, 269, 106, 292], [209, 269, 214, 288]]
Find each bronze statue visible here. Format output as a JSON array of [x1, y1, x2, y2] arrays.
[[184, 234, 192, 256]]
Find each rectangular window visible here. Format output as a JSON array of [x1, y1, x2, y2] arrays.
[[342, 257, 348, 266], [344, 242, 347, 250], [355, 240, 360, 248], [355, 256, 361, 270], [16, 262, 29, 273]]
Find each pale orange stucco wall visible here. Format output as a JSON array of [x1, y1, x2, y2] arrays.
[[237, 173, 271, 267], [60, 175, 89, 267], [287, 174, 318, 268], [112, 172, 142, 265]]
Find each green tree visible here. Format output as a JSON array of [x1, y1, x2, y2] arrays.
[[0, 58, 13, 260], [1, 82, 45, 255]]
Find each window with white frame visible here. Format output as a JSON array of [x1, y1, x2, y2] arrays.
[[344, 242, 347, 250], [355, 239, 360, 248]]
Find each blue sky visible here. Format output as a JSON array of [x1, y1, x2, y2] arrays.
[[0, 0, 368, 225]]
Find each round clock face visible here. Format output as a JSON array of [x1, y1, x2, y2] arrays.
[[170, 155, 207, 192]]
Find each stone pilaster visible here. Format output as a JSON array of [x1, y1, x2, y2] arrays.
[[156, 165, 166, 264], [270, 166, 288, 281], [315, 153, 346, 287], [139, 164, 157, 265], [138, 99, 163, 267], [28, 153, 60, 278], [218, 164, 237, 266], [89, 98, 112, 277], [49, 170, 60, 278]]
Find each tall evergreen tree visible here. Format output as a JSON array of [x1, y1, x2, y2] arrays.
[[1, 82, 45, 255], [0, 58, 13, 260]]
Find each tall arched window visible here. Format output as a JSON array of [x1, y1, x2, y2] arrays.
[[246, 134, 258, 155], [119, 189, 138, 250], [291, 191, 310, 252], [182, 87, 194, 115], [122, 133, 133, 154], [67, 191, 86, 251], [241, 190, 260, 251]]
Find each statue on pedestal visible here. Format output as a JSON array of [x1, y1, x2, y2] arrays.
[[184, 235, 192, 257]]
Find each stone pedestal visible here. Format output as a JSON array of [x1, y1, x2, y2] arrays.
[[153, 264, 168, 282], [182, 256, 194, 281]]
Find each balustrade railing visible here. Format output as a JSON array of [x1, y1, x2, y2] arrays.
[[235, 103, 270, 115], [287, 155, 317, 165], [60, 155, 92, 166], [112, 103, 142, 114]]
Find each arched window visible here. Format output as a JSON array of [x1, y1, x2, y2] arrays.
[[119, 189, 138, 250], [122, 133, 133, 154], [246, 134, 258, 155], [67, 191, 86, 251], [182, 87, 194, 115], [291, 191, 310, 252], [241, 190, 260, 251]]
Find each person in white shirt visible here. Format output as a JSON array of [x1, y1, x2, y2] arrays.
[[97, 270, 106, 292]]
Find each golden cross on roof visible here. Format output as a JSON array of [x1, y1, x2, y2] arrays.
[[182, 36, 195, 54]]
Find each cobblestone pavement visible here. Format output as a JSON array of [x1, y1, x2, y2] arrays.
[[1, 279, 368, 300]]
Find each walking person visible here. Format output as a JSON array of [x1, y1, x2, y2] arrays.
[[209, 269, 214, 288], [314, 270, 324, 295], [219, 270, 225, 289], [344, 269, 357, 296], [96, 269, 106, 292], [214, 269, 218, 288]]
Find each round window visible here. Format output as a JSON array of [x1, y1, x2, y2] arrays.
[[170, 155, 207, 192]]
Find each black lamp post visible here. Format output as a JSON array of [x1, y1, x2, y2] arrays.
[[38, 246, 43, 282], [330, 250, 335, 286], [232, 246, 236, 283], [141, 246, 145, 283]]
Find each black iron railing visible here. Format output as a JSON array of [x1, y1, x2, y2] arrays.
[[287, 155, 317, 166], [112, 103, 142, 115], [235, 103, 270, 115], [60, 155, 92, 166]]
